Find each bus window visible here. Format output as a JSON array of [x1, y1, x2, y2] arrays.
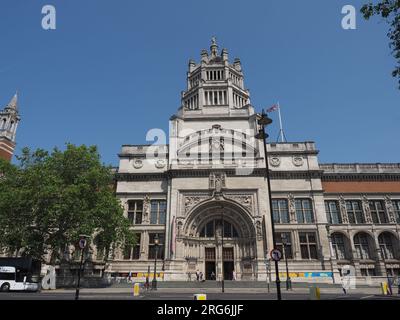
[[0, 272, 15, 280]]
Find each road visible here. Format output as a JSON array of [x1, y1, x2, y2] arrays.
[[0, 287, 399, 300]]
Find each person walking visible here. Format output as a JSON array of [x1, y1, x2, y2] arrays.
[[232, 270, 236, 281], [211, 271, 216, 280], [196, 270, 200, 282]]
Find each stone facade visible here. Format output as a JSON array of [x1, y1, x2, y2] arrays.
[[0, 94, 20, 162], [107, 40, 400, 282]]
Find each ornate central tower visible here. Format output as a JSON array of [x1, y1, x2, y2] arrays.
[[179, 37, 251, 115], [0, 93, 20, 162]]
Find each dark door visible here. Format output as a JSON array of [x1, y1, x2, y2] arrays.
[[205, 248, 216, 280], [205, 262, 216, 280], [222, 248, 234, 280], [224, 261, 234, 280]]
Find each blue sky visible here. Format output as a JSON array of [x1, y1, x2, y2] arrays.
[[0, 0, 399, 166]]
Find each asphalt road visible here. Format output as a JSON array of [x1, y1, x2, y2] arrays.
[[0, 289, 399, 300]]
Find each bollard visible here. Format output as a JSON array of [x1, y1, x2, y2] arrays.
[[133, 283, 140, 297], [381, 282, 388, 295], [194, 294, 207, 300], [309, 286, 320, 300]]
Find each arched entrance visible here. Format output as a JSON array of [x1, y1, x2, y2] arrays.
[[181, 199, 257, 281]]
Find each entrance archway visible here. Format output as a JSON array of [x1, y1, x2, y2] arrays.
[[181, 199, 257, 281]]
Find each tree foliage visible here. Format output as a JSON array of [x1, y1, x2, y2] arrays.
[[361, 0, 400, 88], [0, 144, 135, 264]]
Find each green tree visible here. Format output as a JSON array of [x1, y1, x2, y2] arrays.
[[361, 1, 400, 88], [0, 144, 135, 265]]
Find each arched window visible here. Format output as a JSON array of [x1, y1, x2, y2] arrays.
[[331, 233, 349, 260], [354, 233, 372, 260], [199, 220, 239, 238], [379, 233, 395, 259]]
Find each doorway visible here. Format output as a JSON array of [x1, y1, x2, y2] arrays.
[[222, 248, 234, 280], [205, 247, 216, 280], [224, 261, 234, 280], [205, 262, 216, 280]]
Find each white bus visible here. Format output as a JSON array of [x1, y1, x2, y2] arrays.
[[0, 266, 39, 292]]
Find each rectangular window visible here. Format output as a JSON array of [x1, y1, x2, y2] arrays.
[[148, 233, 165, 260], [299, 232, 318, 259], [272, 199, 290, 223], [123, 233, 141, 260], [360, 268, 376, 276], [275, 232, 293, 259], [150, 200, 167, 225], [345, 200, 364, 224], [325, 201, 342, 224], [295, 199, 314, 223], [127, 200, 143, 225], [369, 200, 388, 224]]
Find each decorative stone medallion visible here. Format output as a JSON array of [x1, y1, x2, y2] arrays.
[[132, 158, 143, 169], [292, 156, 303, 167], [155, 159, 166, 169], [269, 157, 281, 167]]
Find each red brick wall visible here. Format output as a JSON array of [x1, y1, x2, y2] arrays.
[[322, 181, 400, 193], [0, 139, 14, 162]]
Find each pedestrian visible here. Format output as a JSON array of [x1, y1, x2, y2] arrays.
[[196, 270, 200, 282], [200, 271, 205, 282], [232, 270, 236, 281], [211, 271, 215, 280], [187, 272, 192, 282]]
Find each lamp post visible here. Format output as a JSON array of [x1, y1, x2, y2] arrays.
[[378, 247, 392, 295], [255, 109, 282, 300], [281, 233, 292, 290], [75, 234, 90, 300], [325, 225, 336, 284], [151, 235, 159, 290], [221, 206, 225, 293]]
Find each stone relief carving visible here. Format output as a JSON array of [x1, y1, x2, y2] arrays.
[[255, 219, 263, 241], [225, 194, 253, 212], [338, 195, 349, 224], [287, 193, 296, 222], [362, 195, 373, 223], [143, 195, 151, 223], [155, 159, 166, 169], [209, 173, 226, 191], [292, 156, 303, 167], [384, 195, 396, 223], [132, 158, 143, 169], [184, 196, 205, 214], [269, 157, 281, 167]]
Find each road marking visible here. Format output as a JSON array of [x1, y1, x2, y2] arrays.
[[360, 295, 375, 300]]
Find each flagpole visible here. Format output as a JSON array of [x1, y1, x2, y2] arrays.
[[277, 102, 285, 143]]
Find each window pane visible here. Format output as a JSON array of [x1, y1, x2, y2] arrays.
[[300, 245, 309, 259]]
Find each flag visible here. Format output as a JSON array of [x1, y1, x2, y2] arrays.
[[266, 104, 279, 113]]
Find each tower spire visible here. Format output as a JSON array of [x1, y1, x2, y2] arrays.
[[210, 36, 218, 57], [6, 92, 18, 112]]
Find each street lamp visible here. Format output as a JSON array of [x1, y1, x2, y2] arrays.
[[377, 247, 392, 295], [255, 109, 282, 300], [281, 233, 292, 290], [151, 234, 159, 290], [325, 225, 336, 284], [75, 234, 90, 300], [221, 206, 225, 293]]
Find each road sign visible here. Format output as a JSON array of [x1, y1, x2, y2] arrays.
[[270, 249, 282, 261], [78, 238, 87, 249]]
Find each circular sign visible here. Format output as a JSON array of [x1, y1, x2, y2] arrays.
[[78, 238, 87, 249], [270, 249, 282, 261]]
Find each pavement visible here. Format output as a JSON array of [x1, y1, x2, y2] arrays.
[[1, 285, 399, 300]]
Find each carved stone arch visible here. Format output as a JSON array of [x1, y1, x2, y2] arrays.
[[183, 199, 256, 239]]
